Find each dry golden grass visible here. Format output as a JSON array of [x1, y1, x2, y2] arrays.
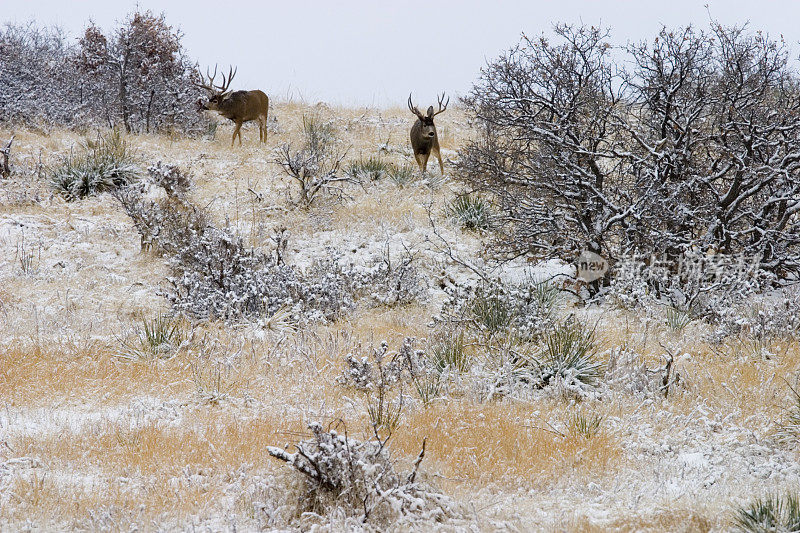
[[574, 508, 714, 532], [392, 400, 621, 488], [0, 344, 190, 405], [3, 411, 307, 526]]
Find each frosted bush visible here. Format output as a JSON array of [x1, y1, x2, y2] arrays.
[[441, 278, 560, 339], [267, 423, 460, 528], [115, 163, 356, 322]]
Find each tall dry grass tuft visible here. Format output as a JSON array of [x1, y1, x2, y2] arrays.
[[392, 401, 620, 486]]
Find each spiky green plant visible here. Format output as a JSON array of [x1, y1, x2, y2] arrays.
[[446, 194, 491, 230], [413, 374, 443, 406], [119, 313, 185, 360], [571, 412, 603, 438], [388, 164, 417, 187], [665, 305, 692, 332], [531, 280, 562, 317], [470, 291, 513, 334], [50, 129, 140, 200], [431, 333, 470, 373], [347, 156, 392, 181], [733, 493, 800, 532], [539, 320, 602, 387]]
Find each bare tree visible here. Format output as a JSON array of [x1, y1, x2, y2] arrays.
[[459, 25, 633, 265], [459, 22, 800, 293]]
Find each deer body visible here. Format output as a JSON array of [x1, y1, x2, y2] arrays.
[[408, 93, 448, 174], [198, 66, 269, 147]]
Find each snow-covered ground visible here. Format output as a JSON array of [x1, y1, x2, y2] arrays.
[[1, 103, 798, 531]]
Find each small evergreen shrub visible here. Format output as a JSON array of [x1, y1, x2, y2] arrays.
[[733, 493, 800, 533], [446, 194, 491, 230], [50, 130, 140, 200], [346, 156, 392, 181]]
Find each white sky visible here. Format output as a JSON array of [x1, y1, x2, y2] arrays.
[[4, 1, 800, 107]]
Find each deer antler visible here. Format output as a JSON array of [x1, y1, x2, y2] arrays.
[[196, 64, 219, 91], [215, 65, 237, 93], [433, 93, 449, 116], [407, 93, 424, 119]]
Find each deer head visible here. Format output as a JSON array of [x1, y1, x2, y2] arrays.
[[408, 93, 448, 139], [196, 65, 237, 112]]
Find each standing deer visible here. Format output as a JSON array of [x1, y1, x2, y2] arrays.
[[408, 93, 448, 174], [197, 66, 269, 147]]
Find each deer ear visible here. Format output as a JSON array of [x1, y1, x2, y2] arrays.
[[426, 106, 434, 118]]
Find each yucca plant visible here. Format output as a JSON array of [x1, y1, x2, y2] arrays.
[[446, 194, 492, 230], [665, 305, 692, 332], [413, 374, 443, 406], [531, 280, 562, 317], [50, 129, 140, 200], [538, 320, 602, 387], [388, 164, 417, 187], [431, 332, 470, 373], [118, 313, 186, 360], [571, 412, 603, 439], [470, 290, 513, 334], [347, 156, 392, 181], [733, 493, 800, 532]]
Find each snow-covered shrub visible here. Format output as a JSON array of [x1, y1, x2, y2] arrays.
[[346, 242, 427, 307], [441, 279, 560, 339], [1, 13, 207, 134], [113, 162, 206, 253], [267, 423, 459, 528], [340, 339, 419, 391], [608, 252, 768, 324], [340, 339, 432, 433], [0, 22, 90, 127], [115, 163, 356, 322], [50, 130, 141, 200], [276, 114, 352, 206], [711, 287, 800, 345], [460, 22, 800, 295], [604, 346, 679, 398]]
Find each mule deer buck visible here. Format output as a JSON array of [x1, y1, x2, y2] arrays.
[[408, 93, 448, 174], [197, 66, 269, 147]]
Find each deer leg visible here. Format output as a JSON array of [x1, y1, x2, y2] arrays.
[[231, 120, 243, 147], [414, 153, 425, 173], [421, 153, 430, 173], [434, 148, 444, 175]]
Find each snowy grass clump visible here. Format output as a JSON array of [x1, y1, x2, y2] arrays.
[[50, 129, 140, 200], [445, 193, 492, 230], [443, 279, 561, 340], [733, 493, 800, 532]]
